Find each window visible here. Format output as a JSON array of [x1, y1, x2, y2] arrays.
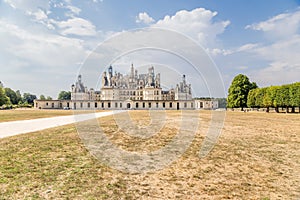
[[169, 102, 172, 108], [67, 102, 69, 107], [184, 102, 187, 108], [120, 103, 122, 108], [115, 102, 118, 108], [46, 102, 48, 106], [95, 102, 97, 108], [80, 102, 83, 108], [143, 102, 145, 108], [102, 102, 104, 108], [156, 102, 159, 108], [163, 102, 165, 108], [191, 103, 193, 108], [52, 103, 54, 108], [149, 102, 151, 108], [136, 102, 139, 108], [88, 102, 90, 108], [108, 102, 111, 108], [59, 103, 62, 108]]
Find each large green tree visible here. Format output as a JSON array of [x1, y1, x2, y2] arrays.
[[58, 91, 71, 100], [4, 88, 18, 105], [227, 74, 257, 110], [23, 93, 37, 105], [0, 87, 8, 106]]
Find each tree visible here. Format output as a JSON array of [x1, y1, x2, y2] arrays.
[[227, 74, 257, 111], [23, 93, 37, 105], [40, 95, 46, 100], [4, 88, 18, 105], [46, 96, 53, 100], [250, 82, 258, 91], [255, 87, 266, 108], [289, 83, 300, 113], [0, 87, 9, 106], [262, 87, 275, 112], [274, 85, 289, 113], [247, 88, 259, 108], [215, 98, 227, 108], [15, 90, 22, 104], [58, 91, 71, 100]]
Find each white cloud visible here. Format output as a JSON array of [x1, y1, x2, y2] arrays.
[[247, 36, 300, 86], [208, 48, 232, 56], [92, 0, 103, 2], [152, 8, 230, 47], [54, 17, 97, 36], [136, 12, 155, 24], [253, 35, 300, 65], [236, 43, 259, 52], [26, 9, 48, 22], [0, 17, 94, 96], [242, 9, 300, 86], [0, 19, 87, 67], [66, 5, 81, 16], [245, 9, 300, 40]]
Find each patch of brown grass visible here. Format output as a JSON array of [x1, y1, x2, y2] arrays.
[[0, 109, 73, 122], [0, 110, 299, 199]]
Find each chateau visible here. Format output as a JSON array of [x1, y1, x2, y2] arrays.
[[34, 65, 218, 110]]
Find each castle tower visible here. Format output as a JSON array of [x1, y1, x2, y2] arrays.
[[130, 64, 134, 78], [102, 71, 108, 87], [78, 75, 82, 84], [155, 73, 160, 88], [108, 66, 113, 77], [182, 74, 186, 85]]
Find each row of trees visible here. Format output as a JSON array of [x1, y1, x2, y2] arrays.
[[0, 86, 37, 107], [247, 83, 300, 113], [40, 91, 71, 101], [227, 74, 300, 113], [0, 82, 71, 108]]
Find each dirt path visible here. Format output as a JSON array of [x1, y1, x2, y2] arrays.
[[0, 111, 123, 139]]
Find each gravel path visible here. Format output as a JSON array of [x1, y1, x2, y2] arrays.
[[0, 111, 123, 139]]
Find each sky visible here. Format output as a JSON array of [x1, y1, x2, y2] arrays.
[[0, 0, 300, 98]]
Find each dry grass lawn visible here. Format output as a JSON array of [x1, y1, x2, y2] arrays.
[[0, 109, 73, 122], [0, 110, 299, 199]]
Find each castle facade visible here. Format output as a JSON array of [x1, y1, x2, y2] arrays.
[[34, 65, 218, 110]]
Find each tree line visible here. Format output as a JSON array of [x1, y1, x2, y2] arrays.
[[0, 86, 37, 108], [227, 74, 300, 113], [247, 82, 300, 113], [0, 82, 71, 109]]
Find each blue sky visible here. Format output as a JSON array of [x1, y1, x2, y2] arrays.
[[0, 0, 299, 97]]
